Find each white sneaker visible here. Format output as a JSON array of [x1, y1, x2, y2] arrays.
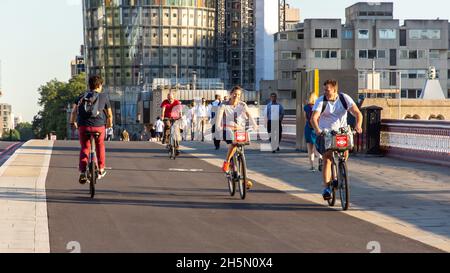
[[97, 169, 107, 180]]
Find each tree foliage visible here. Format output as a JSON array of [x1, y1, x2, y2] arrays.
[[1, 129, 20, 141], [15, 122, 34, 141], [32, 73, 86, 139]]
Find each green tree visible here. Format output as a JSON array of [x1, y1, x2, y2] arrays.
[[33, 73, 86, 139], [2, 129, 20, 141], [15, 122, 34, 141]]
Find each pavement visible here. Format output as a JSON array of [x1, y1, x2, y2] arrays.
[[0, 139, 448, 253]]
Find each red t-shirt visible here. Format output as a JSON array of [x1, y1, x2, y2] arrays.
[[161, 99, 181, 119]]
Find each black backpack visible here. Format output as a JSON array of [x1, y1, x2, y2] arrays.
[[78, 91, 100, 119], [321, 93, 349, 113]]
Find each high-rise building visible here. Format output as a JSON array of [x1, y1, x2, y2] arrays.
[[82, 0, 217, 128], [279, 1, 300, 32], [71, 45, 86, 77], [217, 0, 255, 91]]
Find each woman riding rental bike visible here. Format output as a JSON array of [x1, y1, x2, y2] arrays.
[[216, 86, 257, 189]]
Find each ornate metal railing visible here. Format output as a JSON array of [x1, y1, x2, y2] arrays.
[[380, 119, 450, 166]]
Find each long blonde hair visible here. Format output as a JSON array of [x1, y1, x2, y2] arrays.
[[307, 92, 318, 105]]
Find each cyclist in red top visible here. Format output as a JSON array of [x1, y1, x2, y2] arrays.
[[160, 93, 182, 145]]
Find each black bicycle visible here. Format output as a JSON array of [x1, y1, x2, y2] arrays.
[[323, 127, 355, 211], [85, 131, 100, 198], [227, 131, 250, 200]]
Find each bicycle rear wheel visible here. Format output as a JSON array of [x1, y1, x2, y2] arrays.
[[327, 159, 337, 206], [173, 140, 178, 160], [89, 161, 96, 199], [237, 153, 247, 200], [227, 158, 236, 196], [338, 161, 350, 210]]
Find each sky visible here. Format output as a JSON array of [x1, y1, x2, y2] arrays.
[[1, 0, 450, 122]]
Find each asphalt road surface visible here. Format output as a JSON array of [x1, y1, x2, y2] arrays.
[[45, 141, 441, 253]]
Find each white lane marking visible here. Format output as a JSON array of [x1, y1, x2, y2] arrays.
[[169, 168, 204, 172]]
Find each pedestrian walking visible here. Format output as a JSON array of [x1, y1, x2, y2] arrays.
[[210, 94, 222, 149], [106, 126, 114, 141], [187, 102, 196, 141], [155, 117, 164, 142], [195, 98, 209, 142], [304, 92, 323, 172], [265, 93, 285, 153]]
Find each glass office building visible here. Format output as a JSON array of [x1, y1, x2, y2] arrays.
[[82, 0, 217, 128]]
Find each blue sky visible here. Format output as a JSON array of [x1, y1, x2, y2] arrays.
[[0, 0, 449, 122]]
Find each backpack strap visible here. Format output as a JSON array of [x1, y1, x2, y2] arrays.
[[339, 93, 349, 111], [321, 96, 329, 114], [321, 93, 349, 113]]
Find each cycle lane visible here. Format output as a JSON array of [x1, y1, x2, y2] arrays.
[[43, 141, 441, 253]]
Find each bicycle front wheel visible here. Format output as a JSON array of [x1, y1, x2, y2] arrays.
[[327, 159, 337, 207], [227, 158, 236, 196], [338, 161, 350, 211], [237, 153, 247, 200]]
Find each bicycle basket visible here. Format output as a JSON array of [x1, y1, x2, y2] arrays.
[[328, 133, 354, 151], [233, 131, 250, 145]]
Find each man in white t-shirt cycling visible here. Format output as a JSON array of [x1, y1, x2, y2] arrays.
[[310, 79, 363, 200]]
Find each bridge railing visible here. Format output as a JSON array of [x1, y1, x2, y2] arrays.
[[380, 119, 450, 166]]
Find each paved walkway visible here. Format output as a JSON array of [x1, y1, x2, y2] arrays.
[[0, 140, 51, 253], [180, 140, 450, 252]]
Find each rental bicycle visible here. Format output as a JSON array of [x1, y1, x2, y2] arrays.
[[227, 131, 251, 200], [322, 126, 355, 211], [85, 131, 100, 199], [167, 118, 181, 160]]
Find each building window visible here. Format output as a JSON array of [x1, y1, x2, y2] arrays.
[[279, 33, 288, 40], [378, 50, 386, 59], [292, 52, 301, 59], [429, 50, 440, 59], [331, 29, 338, 38], [281, 51, 292, 60], [400, 29, 407, 46], [358, 29, 369, 39], [400, 49, 424, 59], [409, 29, 441, 40], [315, 50, 337, 59], [379, 29, 396, 39], [315, 29, 322, 38], [315, 29, 338, 39], [343, 30, 353, 39], [359, 50, 368, 59], [368, 50, 377, 59], [281, 71, 291, 80], [401, 89, 422, 99]]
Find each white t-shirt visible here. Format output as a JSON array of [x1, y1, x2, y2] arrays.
[[195, 105, 209, 118], [155, 120, 164, 133], [216, 102, 257, 140], [312, 93, 355, 131]]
